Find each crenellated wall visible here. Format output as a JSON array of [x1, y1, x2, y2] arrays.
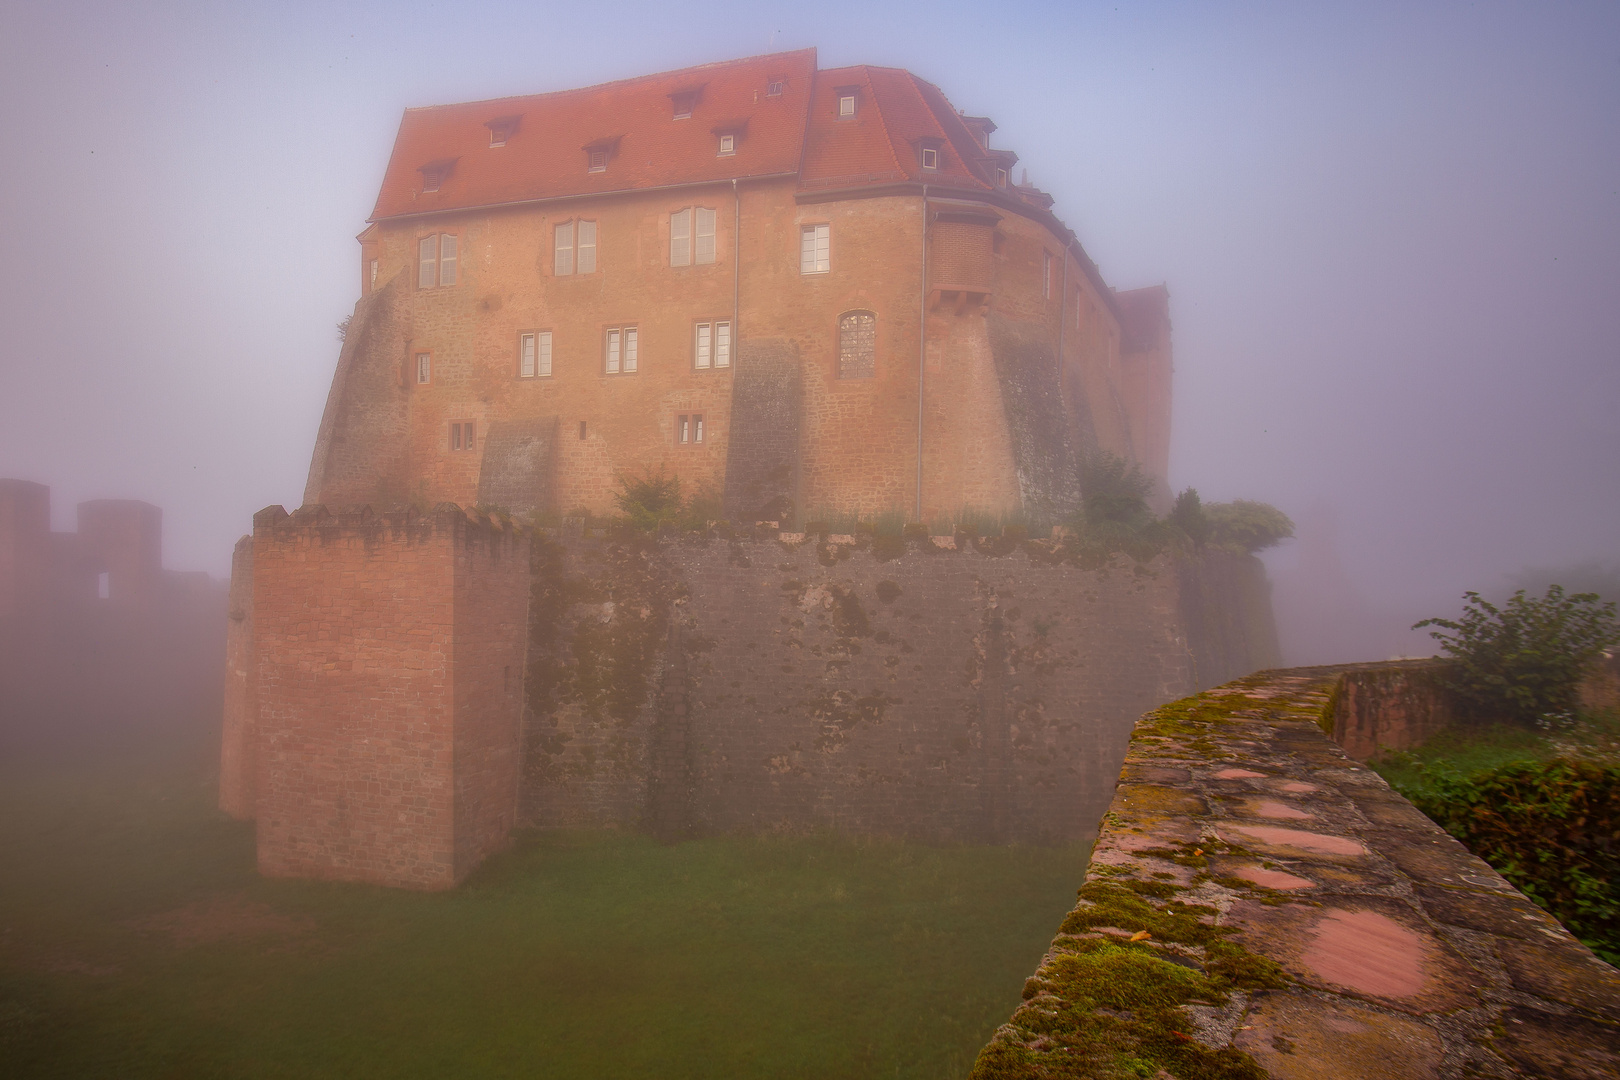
[[973, 666, 1620, 1079]]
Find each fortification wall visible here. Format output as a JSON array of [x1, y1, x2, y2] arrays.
[[973, 666, 1620, 1079], [246, 504, 528, 890], [522, 531, 1278, 844]]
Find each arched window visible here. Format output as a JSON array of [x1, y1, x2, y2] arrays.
[[838, 311, 876, 379]]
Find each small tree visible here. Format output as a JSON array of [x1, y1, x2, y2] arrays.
[[1203, 500, 1294, 554], [1414, 586, 1620, 724], [613, 469, 683, 532], [1078, 451, 1154, 530], [1167, 488, 1210, 545]]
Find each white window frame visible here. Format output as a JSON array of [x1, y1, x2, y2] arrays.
[[604, 326, 638, 375], [838, 93, 857, 118], [588, 149, 607, 173], [415, 351, 432, 385], [920, 146, 939, 170], [767, 77, 786, 97], [677, 413, 705, 445], [718, 133, 735, 156], [369, 259, 378, 291], [800, 223, 830, 275], [693, 319, 732, 370], [695, 208, 716, 265], [417, 234, 457, 288], [670, 208, 691, 266], [450, 420, 475, 452], [520, 331, 552, 378], [555, 219, 596, 276]]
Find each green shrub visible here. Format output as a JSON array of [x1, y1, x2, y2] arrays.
[[1167, 488, 1210, 545], [1202, 500, 1294, 554], [1414, 586, 1620, 724], [1398, 757, 1620, 963]]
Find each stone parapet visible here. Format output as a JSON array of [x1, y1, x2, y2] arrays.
[[973, 666, 1620, 1079]]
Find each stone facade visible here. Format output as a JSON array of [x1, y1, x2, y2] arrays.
[[304, 49, 1174, 524]]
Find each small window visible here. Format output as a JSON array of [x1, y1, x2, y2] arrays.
[[577, 220, 596, 273], [579, 421, 588, 440], [718, 133, 735, 156], [605, 326, 638, 375], [369, 259, 378, 291], [449, 421, 476, 452], [920, 146, 939, 170], [418, 234, 456, 288], [1042, 251, 1052, 299], [415, 352, 432, 385], [677, 413, 705, 444], [97, 571, 109, 600], [838, 311, 876, 379], [519, 331, 552, 378], [800, 224, 830, 274], [693, 320, 732, 370], [838, 93, 857, 118], [588, 149, 608, 173], [672, 92, 698, 120], [767, 77, 786, 97], [422, 167, 444, 193], [486, 116, 519, 147], [695, 208, 716, 265], [996, 168, 1008, 188], [554, 221, 574, 275]]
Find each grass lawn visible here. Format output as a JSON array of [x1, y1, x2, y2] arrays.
[[0, 734, 1086, 1079], [1369, 708, 1620, 797]]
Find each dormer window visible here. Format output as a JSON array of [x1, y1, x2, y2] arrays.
[[418, 159, 455, 193], [837, 89, 858, 118], [485, 115, 520, 148], [669, 85, 704, 120], [583, 136, 619, 174], [718, 133, 735, 156], [996, 168, 1008, 187], [767, 76, 786, 97], [921, 147, 938, 169]]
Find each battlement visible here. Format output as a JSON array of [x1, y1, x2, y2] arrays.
[[230, 502, 530, 889]]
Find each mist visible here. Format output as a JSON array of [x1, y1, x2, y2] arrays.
[[3, 0, 1617, 666]]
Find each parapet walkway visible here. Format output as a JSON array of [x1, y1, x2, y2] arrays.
[[973, 666, 1620, 1079]]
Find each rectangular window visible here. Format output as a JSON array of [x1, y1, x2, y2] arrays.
[[839, 94, 856, 117], [576, 220, 596, 273], [519, 331, 552, 378], [1042, 251, 1052, 299], [418, 236, 437, 288], [450, 421, 475, 451], [670, 208, 691, 266], [438, 234, 457, 286], [694, 320, 732, 369], [418, 234, 457, 288], [800, 224, 830, 274], [718, 133, 735, 156], [605, 326, 637, 374], [767, 77, 785, 97], [415, 352, 431, 384], [369, 259, 378, 291], [588, 149, 607, 172], [554, 221, 574, 276], [677, 413, 705, 444], [920, 146, 939, 170], [695, 207, 716, 265]]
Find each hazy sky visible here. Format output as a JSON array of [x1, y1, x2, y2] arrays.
[[3, 1, 1617, 654]]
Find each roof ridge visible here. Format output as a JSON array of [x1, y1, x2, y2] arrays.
[[402, 47, 817, 113]]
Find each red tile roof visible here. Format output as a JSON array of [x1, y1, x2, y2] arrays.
[[370, 50, 818, 221]]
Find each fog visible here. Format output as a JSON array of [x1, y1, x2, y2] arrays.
[[3, 0, 1616, 666]]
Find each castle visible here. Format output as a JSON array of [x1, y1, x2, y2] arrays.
[[308, 48, 1172, 524], [221, 52, 1266, 892]]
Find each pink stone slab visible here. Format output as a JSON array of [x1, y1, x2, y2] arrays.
[[1229, 825, 1365, 857], [1301, 908, 1430, 998], [1228, 863, 1316, 890], [1248, 798, 1313, 820], [1280, 781, 1318, 793], [1214, 768, 1267, 779]]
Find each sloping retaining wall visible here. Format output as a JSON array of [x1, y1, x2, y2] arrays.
[[973, 666, 1620, 1079], [521, 530, 1278, 845]]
